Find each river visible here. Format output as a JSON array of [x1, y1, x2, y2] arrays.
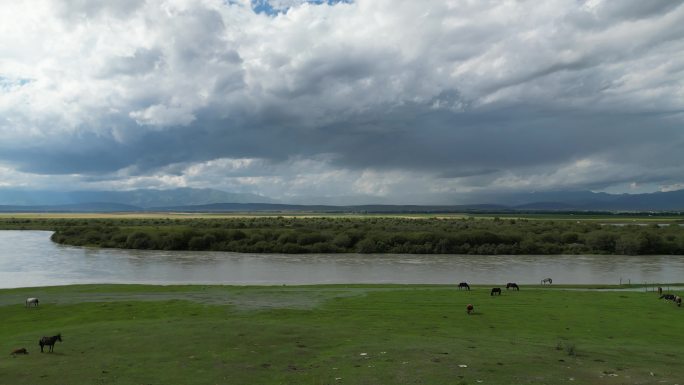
[[1, 231, 683, 288]]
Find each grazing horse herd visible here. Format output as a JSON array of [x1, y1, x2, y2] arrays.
[[9, 297, 63, 358], [462, 280, 683, 314], [464, 280, 526, 313], [10, 283, 682, 354]]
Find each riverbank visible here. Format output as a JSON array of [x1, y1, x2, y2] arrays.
[[3, 216, 684, 255], [1, 284, 682, 384]]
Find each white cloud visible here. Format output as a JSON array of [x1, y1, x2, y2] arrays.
[[0, 0, 683, 200], [130, 104, 197, 127], [660, 183, 684, 193]]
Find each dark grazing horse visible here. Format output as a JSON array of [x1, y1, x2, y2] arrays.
[[660, 294, 676, 301], [506, 283, 519, 291], [658, 287, 663, 295], [39, 334, 62, 353], [458, 282, 470, 291], [490, 287, 501, 296]]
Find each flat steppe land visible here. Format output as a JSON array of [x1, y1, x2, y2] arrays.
[[1, 211, 684, 221], [1, 284, 682, 385]]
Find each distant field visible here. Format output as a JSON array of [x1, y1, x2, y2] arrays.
[[1, 284, 682, 384], [0, 211, 682, 221]]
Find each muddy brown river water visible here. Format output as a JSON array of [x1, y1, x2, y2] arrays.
[[1, 231, 683, 288]]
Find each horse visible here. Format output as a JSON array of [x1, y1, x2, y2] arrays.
[[458, 282, 470, 291], [658, 287, 663, 295], [10, 348, 28, 357], [541, 278, 552, 285], [25, 298, 39, 308], [466, 304, 474, 314], [676, 296, 682, 307], [659, 294, 676, 301], [39, 334, 62, 353], [490, 288, 501, 296], [506, 283, 519, 291]]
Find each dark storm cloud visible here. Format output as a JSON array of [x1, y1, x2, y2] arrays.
[[592, 0, 682, 22], [7, 102, 680, 186]]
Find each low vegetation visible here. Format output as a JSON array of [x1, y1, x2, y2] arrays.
[[0, 284, 682, 384], [2, 216, 684, 255]]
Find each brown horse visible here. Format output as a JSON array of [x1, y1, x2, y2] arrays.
[[466, 304, 474, 314], [39, 334, 62, 353], [10, 348, 28, 357]]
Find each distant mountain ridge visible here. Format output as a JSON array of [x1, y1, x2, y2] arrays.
[[491, 189, 684, 211], [0, 202, 142, 212], [148, 203, 508, 213], [0, 188, 273, 207], [1, 188, 684, 212]]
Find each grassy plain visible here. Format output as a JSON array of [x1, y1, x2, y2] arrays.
[[1, 284, 682, 385]]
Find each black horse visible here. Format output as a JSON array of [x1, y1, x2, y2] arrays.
[[506, 283, 519, 291], [491, 287, 501, 296], [458, 282, 470, 291], [39, 334, 62, 353], [660, 294, 676, 301]]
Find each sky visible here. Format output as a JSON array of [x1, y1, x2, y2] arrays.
[[1, 0, 683, 204]]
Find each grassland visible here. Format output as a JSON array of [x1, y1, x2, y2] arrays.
[[1, 284, 682, 385], [1, 211, 683, 221]]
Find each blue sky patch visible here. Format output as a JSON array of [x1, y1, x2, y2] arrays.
[[251, 0, 352, 16], [0, 76, 32, 91]]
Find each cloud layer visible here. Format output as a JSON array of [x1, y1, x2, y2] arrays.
[[1, 0, 683, 203]]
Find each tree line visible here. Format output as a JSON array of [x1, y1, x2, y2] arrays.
[[2, 216, 684, 255]]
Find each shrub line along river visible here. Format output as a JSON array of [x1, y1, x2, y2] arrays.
[[1, 230, 684, 288]]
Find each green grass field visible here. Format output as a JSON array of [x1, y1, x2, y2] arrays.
[[1, 284, 682, 384]]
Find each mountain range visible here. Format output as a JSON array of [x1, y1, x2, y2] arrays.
[[1, 188, 684, 212], [0, 188, 273, 207]]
